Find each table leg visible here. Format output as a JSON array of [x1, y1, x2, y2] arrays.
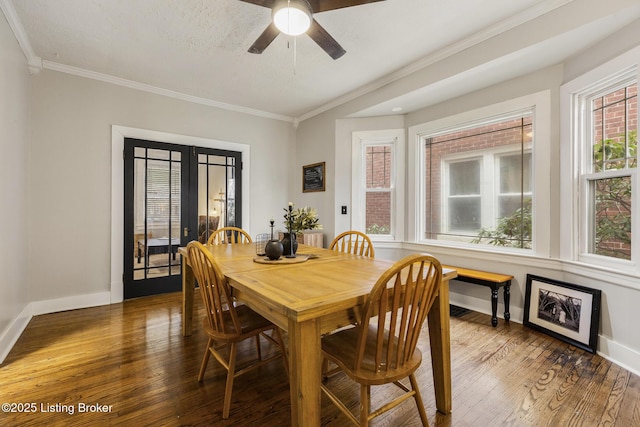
[[288, 317, 321, 427], [182, 255, 194, 336], [427, 277, 452, 414]]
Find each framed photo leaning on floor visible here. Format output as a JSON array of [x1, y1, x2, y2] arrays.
[[524, 274, 601, 353]]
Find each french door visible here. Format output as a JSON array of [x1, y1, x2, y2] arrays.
[[123, 138, 242, 299]]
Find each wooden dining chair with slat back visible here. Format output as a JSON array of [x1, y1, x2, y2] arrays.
[[329, 230, 375, 258], [186, 241, 288, 419], [320, 253, 442, 426], [323, 230, 375, 376], [207, 226, 252, 245]]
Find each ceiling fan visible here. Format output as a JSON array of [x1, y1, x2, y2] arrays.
[[239, 0, 385, 60]]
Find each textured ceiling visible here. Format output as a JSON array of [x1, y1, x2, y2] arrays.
[[6, 0, 640, 121]]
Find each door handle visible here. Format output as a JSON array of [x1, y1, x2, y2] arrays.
[[183, 227, 190, 237]]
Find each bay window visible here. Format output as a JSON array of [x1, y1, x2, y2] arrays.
[[423, 113, 533, 249]]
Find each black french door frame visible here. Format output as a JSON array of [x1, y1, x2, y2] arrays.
[[123, 138, 242, 299]]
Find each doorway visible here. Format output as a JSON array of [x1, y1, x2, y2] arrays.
[[123, 137, 242, 299]]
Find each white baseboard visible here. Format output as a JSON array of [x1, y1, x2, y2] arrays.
[[0, 292, 111, 364], [597, 336, 640, 377], [30, 291, 111, 316], [449, 291, 640, 375], [0, 304, 33, 364], [111, 280, 123, 304]]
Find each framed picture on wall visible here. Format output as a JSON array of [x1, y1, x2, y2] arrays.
[[302, 162, 325, 193], [524, 274, 601, 353]]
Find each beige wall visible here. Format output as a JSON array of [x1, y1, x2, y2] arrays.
[[0, 13, 30, 360], [27, 70, 295, 303]]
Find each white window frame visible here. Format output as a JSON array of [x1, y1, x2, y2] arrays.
[[443, 155, 483, 235], [408, 91, 551, 256], [352, 129, 405, 242], [560, 47, 640, 272], [441, 144, 532, 236]]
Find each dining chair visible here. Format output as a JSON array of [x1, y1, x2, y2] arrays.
[[186, 241, 288, 419], [207, 226, 252, 245], [329, 230, 375, 258], [320, 253, 442, 426], [323, 230, 375, 376]]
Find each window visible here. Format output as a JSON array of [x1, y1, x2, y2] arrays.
[[146, 164, 181, 225], [581, 80, 637, 261], [352, 129, 404, 240], [133, 148, 182, 234], [365, 145, 393, 235], [561, 47, 640, 271], [422, 113, 533, 249]]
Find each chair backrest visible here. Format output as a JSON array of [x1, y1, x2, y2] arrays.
[[355, 254, 442, 372], [207, 227, 252, 245], [198, 215, 220, 243], [329, 230, 375, 258], [186, 241, 241, 338]]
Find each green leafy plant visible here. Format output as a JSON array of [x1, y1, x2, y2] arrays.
[[283, 205, 322, 235], [365, 223, 390, 235], [472, 200, 532, 249], [590, 130, 636, 259]]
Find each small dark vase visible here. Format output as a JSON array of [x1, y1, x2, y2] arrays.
[[264, 239, 284, 260], [281, 232, 298, 257]]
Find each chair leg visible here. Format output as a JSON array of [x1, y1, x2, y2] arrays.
[[360, 384, 370, 426], [198, 338, 213, 381], [222, 342, 238, 419], [409, 373, 429, 427], [322, 358, 329, 381], [254, 334, 262, 361], [274, 328, 289, 376]]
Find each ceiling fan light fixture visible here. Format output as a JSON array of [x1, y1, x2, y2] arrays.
[[273, 0, 312, 36]]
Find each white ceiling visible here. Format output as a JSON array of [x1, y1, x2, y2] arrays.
[[4, 0, 640, 122]]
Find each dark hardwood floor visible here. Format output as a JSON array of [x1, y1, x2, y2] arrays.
[[1, 292, 639, 426]]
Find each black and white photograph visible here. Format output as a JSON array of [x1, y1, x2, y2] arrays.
[[536, 288, 582, 333], [524, 274, 601, 353]]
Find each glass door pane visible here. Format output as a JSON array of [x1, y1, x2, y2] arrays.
[[196, 151, 241, 243], [133, 148, 182, 280]]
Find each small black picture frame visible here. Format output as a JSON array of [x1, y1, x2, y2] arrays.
[[302, 162, 325, 193], [524, 274, 601, 353]]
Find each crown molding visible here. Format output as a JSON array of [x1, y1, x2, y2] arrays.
[[0, 0, 42, 74], [42, 60, 295, 123], [297, 0, 575, 122]]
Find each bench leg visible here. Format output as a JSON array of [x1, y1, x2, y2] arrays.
[[490, 286, 498, 327], [504, 281, 511, 322]]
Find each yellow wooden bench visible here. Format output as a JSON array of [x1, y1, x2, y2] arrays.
[[442, 265, 513, 327]]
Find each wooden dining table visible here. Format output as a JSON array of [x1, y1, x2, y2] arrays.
[[179, 243, 456, 427]]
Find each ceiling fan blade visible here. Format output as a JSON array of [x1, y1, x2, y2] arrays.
[[307, 19, 346, 60], [248, 23, 280, 54], [308, 0, 385, 13], [237, 0, 277, 8]]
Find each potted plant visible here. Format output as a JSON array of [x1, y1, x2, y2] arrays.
[[282, 203, 322, 256]]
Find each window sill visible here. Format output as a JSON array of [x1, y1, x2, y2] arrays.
[[401, 241, 640, 291]]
